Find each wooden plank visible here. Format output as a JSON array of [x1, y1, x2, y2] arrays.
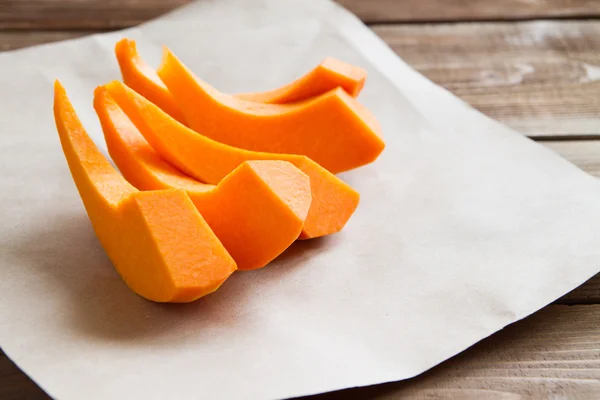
[[0, 0, 190, 30], [373, 21, 600, 138], [2, 305, 599, 399], [1, 0, 600, 30], [0, 31, 89, 51], [338, 0, 600, 23]]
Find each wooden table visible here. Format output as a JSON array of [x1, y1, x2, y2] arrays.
[[2, 1, 600, 398]]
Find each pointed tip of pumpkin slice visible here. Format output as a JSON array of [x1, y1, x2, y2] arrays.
[[93, 84, 106, 99], [53, 80, 72, 110], [103, 80, 122, 92], [157, 46, 176, 75], [115, 37, 134, 49], [114, 37, 134, 61]]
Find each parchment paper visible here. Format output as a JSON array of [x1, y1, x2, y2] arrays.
[[2, 1, 600, 399]]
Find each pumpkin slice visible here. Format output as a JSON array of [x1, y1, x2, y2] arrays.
[[54, 81, 236, 302], [236, 57, 367, 104], [115, 38, 365, 122], [104, 81, 360, 239], [158, 49, 384, 174], [95, 87, 312, 270]]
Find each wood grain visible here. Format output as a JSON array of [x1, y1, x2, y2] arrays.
[[338, 0, 600, 23], [3, 305, 599, 399], [0, 30, 89, 51], [0, 0, 191, 30], [1, 1, 600, 29], [374, 21, 600, 138]]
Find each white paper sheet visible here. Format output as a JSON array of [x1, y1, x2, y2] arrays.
[[2, 1, 600, 399]]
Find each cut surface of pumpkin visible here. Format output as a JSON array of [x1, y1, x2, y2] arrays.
[[54, 80, 236, 302], [104, 81, 360, 239], [95, 87, 312, 270], [158, 49, 385, 174]]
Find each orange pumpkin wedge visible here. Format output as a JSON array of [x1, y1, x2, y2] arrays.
[[94, 87, 312, 270], [115, 38, 365, 122], [54, 81, 236, 302], [158, 49, 385, 174], [236, 57, 367, 104], [104, 80, 360, 239]]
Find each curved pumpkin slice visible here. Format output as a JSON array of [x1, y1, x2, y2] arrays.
[[104, 81, 360, 239], [115, 38, 365, 121], [54, 81, 236, 302], [95, 87, 311, 270], [158, 49, 384, 174], [236, 57, 367, 104]]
